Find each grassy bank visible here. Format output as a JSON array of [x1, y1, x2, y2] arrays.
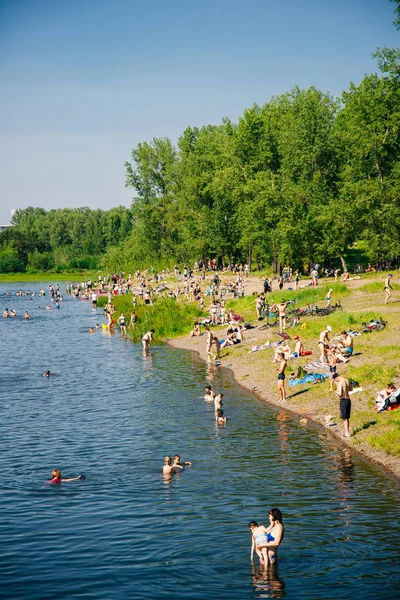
[[97, 295, 203, 341]]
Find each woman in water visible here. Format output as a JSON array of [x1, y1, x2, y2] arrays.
[[50, 469, 84, 483], [250, 509, 284, 565]]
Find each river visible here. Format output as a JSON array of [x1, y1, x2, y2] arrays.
[[1, 283, 399, 599]]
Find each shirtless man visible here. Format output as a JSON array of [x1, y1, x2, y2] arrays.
[[318, 326, 332, 362], [277, 301, 289, 332], [340, 331, 353, 356], [293, 335, 304, 357], [384, 274, 393, 304], [277, 353, 287, 403], [334, 268, 340, 282], [204, 385, 216, 403], [333, 373, 353, 438]]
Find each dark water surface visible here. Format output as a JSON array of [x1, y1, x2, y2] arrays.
[[1, 284, 399, 599]]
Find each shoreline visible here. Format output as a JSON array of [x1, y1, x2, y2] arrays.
[[167, 333, 400, 481]]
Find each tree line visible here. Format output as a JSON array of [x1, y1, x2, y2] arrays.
[[1, 47, 399, 274]]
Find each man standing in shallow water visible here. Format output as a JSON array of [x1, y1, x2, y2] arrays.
[[333, 372, 353, 438]]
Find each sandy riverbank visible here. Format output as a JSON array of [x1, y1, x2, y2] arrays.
[[168, 308, 400, 480]]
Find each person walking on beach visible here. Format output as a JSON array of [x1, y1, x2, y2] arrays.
[[277, 353, 287, 403], [277, 301, 289, 332], [325, 288, 333, 308], [384, 274, 393, 304], [318, 325, 332, 362], [333, 372, 353, 438]]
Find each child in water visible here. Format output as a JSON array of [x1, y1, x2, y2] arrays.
[[216, 409, 227, 424], [50, 469, 84, 483], [173, 455, 192, 468]]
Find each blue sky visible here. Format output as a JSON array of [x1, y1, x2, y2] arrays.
[[0, 0, 398, 224]]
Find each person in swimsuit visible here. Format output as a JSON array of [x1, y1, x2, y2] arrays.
[[253, 508, 285, 565], [118, 312, 127, 336], [333, 372, 353, 438], [249, 521, 270, 565], [325, 288, 333, 308], [327, 347, 338, 392], [384, 274, 393, 304], [277, 353, 287, 403], [189, 321, 201, 338], [318, 325, 332, 362], [50, 469, 84, 483], [277, 301, 289, 332], [142, 329, 155, 351], [43, 370, 51, 377]]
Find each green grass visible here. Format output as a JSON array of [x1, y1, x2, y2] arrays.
[[368, 413, 400, 456], [98, 295, 203, 341], [359, 281, 400, 293]]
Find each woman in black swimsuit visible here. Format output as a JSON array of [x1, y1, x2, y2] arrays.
[[277, 353, 287, 403]]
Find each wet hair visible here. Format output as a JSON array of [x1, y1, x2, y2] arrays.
[[205, 385, 212, 390], [269, 508, 283, 523], [217, 409, 224, 417], [51, 469, 61, 479], [173, 455, 180, 462], [164, 456, 171, 465], [249, 521, 258, 528]]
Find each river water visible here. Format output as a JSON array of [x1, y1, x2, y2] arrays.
[[1, 283, 399, 599]]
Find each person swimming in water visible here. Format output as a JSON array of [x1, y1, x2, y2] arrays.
[[43, 370, 51, 377], [173, 455, 192, 468], [50, 469, 84, 483]]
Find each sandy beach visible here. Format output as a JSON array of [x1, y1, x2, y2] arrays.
[[168, 275, 400, 480]]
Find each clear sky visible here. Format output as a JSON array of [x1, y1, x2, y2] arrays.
[[0, 0, 398, 224]]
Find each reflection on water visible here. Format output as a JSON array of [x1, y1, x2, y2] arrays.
[[1, 283, 400, 600], [252, 563, 285, 599]]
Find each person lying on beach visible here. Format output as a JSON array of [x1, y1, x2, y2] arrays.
[[216, 408, 227, 424], [50, 469, 84, 483], [173, 455, 192, 468], [375, 384, 397, 412], [220, 326, 243, 349]]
